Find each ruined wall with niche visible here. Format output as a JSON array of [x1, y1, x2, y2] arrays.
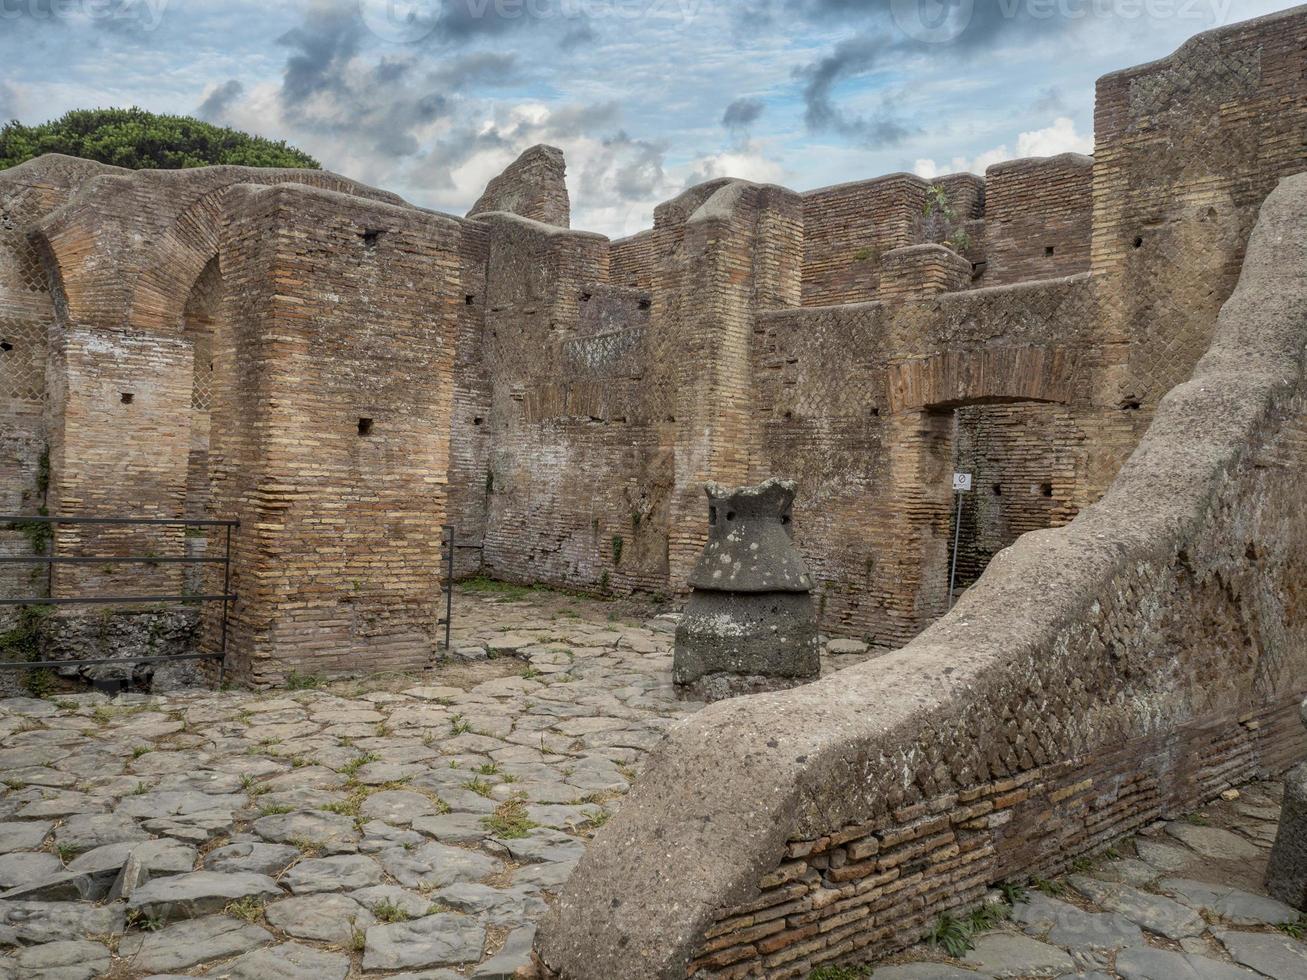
[[536, 168, 1307, 980], [207, 183, 464, 684]]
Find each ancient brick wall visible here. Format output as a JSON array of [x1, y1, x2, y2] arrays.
[[984, 154, 1093, 287], [536, 170, 1307, 980], [878, 244, 972, 300], [1091, 6, 1307, 413], [207, 184, 463, 682], [609, 230, 656, 290], [445, 220, 492, 578], [468, 145, 570, 228], [752, 275, 1095, 648], [0, 157, 121, 621], [45, 327, 193, 599], [801, 174, 926, 306], [654, 181, 803, 585], [473, 212, 671, 593], [951, 404, 1084, 589]]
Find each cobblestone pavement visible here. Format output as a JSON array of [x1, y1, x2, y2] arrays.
[[869, 779, 1307, 980], [0, 586, 873, 978]]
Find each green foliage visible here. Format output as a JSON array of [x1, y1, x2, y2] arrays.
[[370, 899, 411, 923], [807, 967, 871, 980], [611, 535, 624, 565], [966, 900, 1010, 933], [998, 881, 1030, 906], [1033, 876, 1067, 897], [0, 108, 319, 172], [460, 576, 533, 601], [926, 910, 975, 958], [482, 795, 537, 839], [285, 671, 325, 690], [1277, 919, 1306, 939], [0, 606, 53, 696], [923, 183, 955, 220]]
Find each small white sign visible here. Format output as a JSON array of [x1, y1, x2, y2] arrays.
[[952, 473, 973, 492]]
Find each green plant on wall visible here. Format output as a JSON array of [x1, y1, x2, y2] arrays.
[[0, 606, 53, 696], [611, 536, 624, 565]]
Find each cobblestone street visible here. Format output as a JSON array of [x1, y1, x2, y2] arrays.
[[0, 585, 869, 978], [870, 780, 1307, 980], [0, 587, 1304, 978]]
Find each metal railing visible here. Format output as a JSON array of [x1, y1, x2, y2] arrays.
[[439, 524, 484, 652], [0, 515, 238, 685]]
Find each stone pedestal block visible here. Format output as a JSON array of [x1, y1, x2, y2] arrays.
[[673, 479, 819, 701]]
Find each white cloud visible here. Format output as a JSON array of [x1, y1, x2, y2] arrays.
[[1015, 116, 1092, 158], [912, 116, 1091, 181]]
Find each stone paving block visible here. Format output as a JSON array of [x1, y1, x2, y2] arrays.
[[118, 915, 274, 973], [362, 914, 486, 971]]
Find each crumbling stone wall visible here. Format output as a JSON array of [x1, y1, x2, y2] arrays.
[[536, 168, 1307, 980], [468, 144, 570, 228]]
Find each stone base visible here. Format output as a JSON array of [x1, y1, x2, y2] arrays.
[[1266, 762, 1307, 909], [676, 671, 816, 703], [672, 590, 818, 695]]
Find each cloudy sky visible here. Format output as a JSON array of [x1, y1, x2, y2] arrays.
[[0, 0, 1290, 236]]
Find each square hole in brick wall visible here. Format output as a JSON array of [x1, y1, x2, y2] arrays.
[[358, 417, 374, 436], [120, 392, 134, 404], [1045, 245, 1056, 256]]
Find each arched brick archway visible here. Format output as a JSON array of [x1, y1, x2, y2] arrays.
[[887, 345, 1074, 414], [876, 345, 1082, 638], [29, 164, 407, 604]]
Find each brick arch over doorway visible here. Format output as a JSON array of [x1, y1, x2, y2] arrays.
[[887, 345, 1075, 414], [875, 346, 1081, 643]]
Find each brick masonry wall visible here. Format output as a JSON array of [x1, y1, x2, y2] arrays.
[[446, 220, 492, 578], [1091, 7, 1307, 412], [47, 327, 194, 600], [952, 404, 1084, 588], [752, 276, 1098, 649], [609, 230, 656, 290], [801, 174, 926, 307], [0, 157, 118, 624], [207, 184, 463, 682], [534, 172, 1307, 980], [984, 154, 1093, 287], [690, 697, 1307, 977]]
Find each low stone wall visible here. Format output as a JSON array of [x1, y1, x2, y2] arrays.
[[535, 172, 1307, 978]]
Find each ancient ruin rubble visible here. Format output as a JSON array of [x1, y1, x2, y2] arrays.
[[0, 6, 1305, 978]]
